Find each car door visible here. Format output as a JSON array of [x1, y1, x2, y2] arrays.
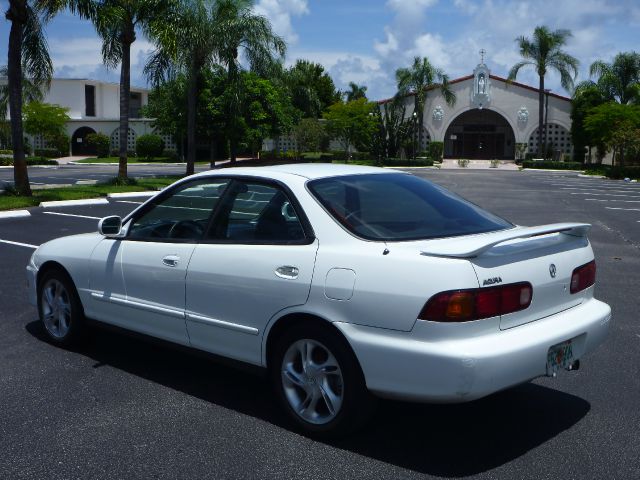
[[89, 178, 229, 344], [185, 179, 319, 365]]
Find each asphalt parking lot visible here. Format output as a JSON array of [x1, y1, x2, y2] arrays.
[[1, 169, 638, 479]]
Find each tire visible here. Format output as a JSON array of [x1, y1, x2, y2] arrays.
[[271, 322, 375, 438], [37, 268, 85, 347]]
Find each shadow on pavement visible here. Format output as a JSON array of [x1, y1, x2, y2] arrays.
[[27, 320, 590, 477]]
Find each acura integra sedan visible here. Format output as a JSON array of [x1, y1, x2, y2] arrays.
[[27, 164, 611, 436]]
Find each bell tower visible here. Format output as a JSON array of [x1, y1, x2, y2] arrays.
[[471, 49, 491, 109]]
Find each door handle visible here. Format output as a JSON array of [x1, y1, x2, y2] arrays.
[[162, 255, 180, 267], [275, 266, 299, 279]]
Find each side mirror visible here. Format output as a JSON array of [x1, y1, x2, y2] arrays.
[[98, 216, 123, 237]]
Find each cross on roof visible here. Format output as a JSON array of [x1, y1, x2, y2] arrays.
[[480, 49, 486, 64]]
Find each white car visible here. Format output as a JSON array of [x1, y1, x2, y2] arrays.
[[27, 164, 611, 436]]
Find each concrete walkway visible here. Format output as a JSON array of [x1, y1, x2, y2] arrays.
[[54, 155, 94, 165], [440, 159, 520, 170]]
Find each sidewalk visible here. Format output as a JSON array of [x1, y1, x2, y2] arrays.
[[440, 159, 520, 170]]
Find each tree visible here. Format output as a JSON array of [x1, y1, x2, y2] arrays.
[[22, 101, 69, 141], [292, 118, 327, 159], [344, 82, 367, 102], [571, 85, 606, 162], [145, 0, 224, 174], [395, 56, 455, 150], [5, 0, 53, 195], [508, 26, 579, 157], [211, 0, 286, 163], [232, 71, 294, 158], [93, 0, 171, 179], [284, 59, 341, 119], [377, 99, 410, 158], [584, 103, 640, 167], [324, 98, 377, 161], [576, 52, 640, 105], [147, 0, 286, 168]]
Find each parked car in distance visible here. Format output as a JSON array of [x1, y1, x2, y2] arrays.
[[27, 164, 611, 436]]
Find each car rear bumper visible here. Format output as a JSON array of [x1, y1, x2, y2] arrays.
[[335, 298, 611, 402]]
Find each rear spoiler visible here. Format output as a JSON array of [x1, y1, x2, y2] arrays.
[[420, 223, 591, 259]]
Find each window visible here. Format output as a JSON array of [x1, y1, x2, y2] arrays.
[[85, 85, 96, 117], [208, 181, 307, 244], [129, 92, 141, 118], [128, 179, 229, 241], [308, 173, 512, 241]]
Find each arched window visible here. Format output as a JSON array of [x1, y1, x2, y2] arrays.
[[528, 124, 572, 156], [110, 127, 137, 152]]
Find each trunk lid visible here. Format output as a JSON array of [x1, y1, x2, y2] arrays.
[[419, 224, 594, 329]]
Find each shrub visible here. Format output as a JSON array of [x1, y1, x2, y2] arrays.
[[34, 148, 59, 158], [522, 160, 584, 170], [428, 141, 444, 163], [0, 157, 57, 166], [163, 149, 179, 161], [457, 158, 470, 168], [47, 133, 70, 157], [0, 149, 12, 155], [490, 159, 500, 168], [87, 133, 110, 158], [136, 134, 165, 160], [588, 165, 640, 180], [383, 157, 433, 167]]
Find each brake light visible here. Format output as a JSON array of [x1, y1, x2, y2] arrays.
[[419, 282, 533, 322], [570, 260, 596, 294]]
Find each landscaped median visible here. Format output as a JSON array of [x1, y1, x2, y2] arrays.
[[0, 176, 180, 211]]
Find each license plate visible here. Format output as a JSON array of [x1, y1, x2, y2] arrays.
[[546, 339, 574, 376]]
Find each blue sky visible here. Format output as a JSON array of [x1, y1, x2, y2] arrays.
[[2, 0, 639, 100]]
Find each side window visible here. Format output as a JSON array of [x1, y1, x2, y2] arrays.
[[128, 179, 229, 241], [209, 181, 306, 243]]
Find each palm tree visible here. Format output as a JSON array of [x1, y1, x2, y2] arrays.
[[145, 0, 220, 175], [575, 52, 640, 105], [395, 56, 455, 153], [0, 65, 45, 118], [93, 0, 170, 179], [345, 82, 367, 102], [212, 0, 285, 163], [5, 1, 92, 195], [508, 26, 579, 158], [5, 1, 54, 195]]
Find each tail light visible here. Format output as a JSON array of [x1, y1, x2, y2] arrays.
[[419, 282, 533, 322], [570, 260, 596, 294]]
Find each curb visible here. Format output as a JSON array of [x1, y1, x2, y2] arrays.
[[578, 174, 606, 179], [522, 168, 585, 173], [40, 198, 109, 208], [107, 191, 157, 198], [69, 161, 188, 166], [0, 210, 31, 219]]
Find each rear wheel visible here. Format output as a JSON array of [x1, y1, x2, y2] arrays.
[[271, 322, 374, 437], [38, 269, 85, 346]]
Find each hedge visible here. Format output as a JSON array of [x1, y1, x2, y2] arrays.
[[34, 148, 60, 158], [384, 157, 434, 167], [522, 160, 584, 170], [586, 165, 640, 180], [0, 156, 58, 166]]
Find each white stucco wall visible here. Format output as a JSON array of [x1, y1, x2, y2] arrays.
[[399, 74, 572, 146]]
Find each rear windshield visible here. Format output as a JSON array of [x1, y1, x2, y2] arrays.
[[307, 173, 512, 241]]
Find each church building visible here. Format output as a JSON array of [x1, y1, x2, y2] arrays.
[[390, 55, 573, 161]]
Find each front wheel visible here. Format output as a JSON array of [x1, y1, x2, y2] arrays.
[[38, 269, 85, 346], [271, 323, 374, 437]]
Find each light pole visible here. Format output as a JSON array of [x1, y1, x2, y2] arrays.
[[412, 111, 418, 164], [544, 89, 551, 160]]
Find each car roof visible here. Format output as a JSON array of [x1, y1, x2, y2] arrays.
[[191, 163, 399, 181]]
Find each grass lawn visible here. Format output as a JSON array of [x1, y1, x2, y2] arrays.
[[0, 176, 181, 211], [74, 157, 211, 165]]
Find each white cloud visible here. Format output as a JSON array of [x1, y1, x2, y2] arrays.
[[253, 0, 309, 44], [49, 36, 154, 87]]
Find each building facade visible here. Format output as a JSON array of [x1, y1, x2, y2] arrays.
[[391, 61, 574, 160], [2, 78, 175, 155]]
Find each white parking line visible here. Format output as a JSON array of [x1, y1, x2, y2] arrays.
[[0, 239, 38, 249], [605, 207, 640, 211], [571, 193, 640, 198], [116, 200, 144, 205], [561, 187, 640, 193], [584, 199, 640, 203], [43, 212, 101, 220]]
